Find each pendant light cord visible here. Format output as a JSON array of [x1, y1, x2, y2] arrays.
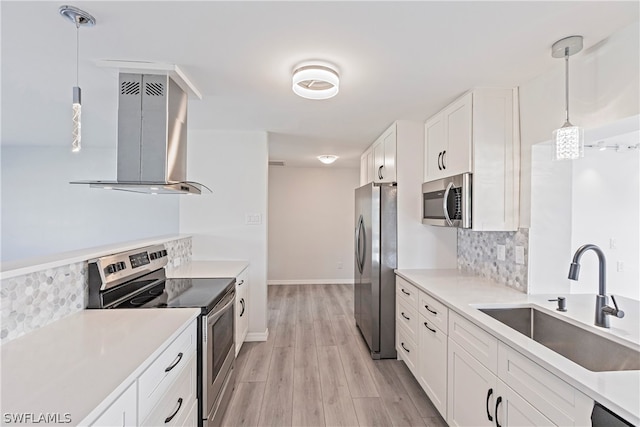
[[76, 21, 80, 86], [564, 47, 569, 124]]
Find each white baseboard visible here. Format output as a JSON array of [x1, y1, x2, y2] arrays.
[[268, 279, 354, 285], [245, 329, 269, 342]]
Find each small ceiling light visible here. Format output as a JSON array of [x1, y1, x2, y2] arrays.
[[59, 5, 96, 153], [551, 35, 584, 161], [292, 61, 339, 100], [317, 155, 339, 164]]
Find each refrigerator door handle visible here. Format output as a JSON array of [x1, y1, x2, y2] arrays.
[[355, 215, 364, 274]]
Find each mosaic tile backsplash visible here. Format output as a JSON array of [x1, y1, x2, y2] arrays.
[[457, 228, 529, 293], [1, 236, 192, 344]]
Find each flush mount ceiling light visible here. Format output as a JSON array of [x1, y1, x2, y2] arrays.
[[59, 5, 96, 153], [317, 155, 339, 164], [551, 35, 584, 161], [292, 61, 339, 100]]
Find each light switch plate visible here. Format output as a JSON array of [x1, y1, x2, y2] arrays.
[[497, 245, 506, 261], [515, 246, 525, 265], [245, 213, 262, 225]]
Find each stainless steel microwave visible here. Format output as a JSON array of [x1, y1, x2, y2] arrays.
[[422, 173, 472, 228]]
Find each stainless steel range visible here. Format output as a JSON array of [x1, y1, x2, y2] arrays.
[[87, 244, 236, 427]]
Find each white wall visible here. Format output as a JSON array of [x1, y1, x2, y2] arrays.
[[268, 166, 358, 284], [1, 146, 179, 262], [519, 21, 640, 227], [178, 130, 268, 337]]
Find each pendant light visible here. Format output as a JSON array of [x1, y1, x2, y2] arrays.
[[551, 35, 583, 160], [59, 5, 96, 153]]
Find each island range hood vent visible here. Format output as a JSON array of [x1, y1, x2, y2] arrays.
[[71, 73, 210, 195]]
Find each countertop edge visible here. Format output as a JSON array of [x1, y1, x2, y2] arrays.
[[395, 269, 640, 426]]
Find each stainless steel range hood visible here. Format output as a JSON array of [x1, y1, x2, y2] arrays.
[[72, 73, 210, 195]]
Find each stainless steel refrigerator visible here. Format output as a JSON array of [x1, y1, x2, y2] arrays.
[[354, 182, 397, 359]]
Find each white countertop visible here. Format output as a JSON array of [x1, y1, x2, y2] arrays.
[[167, 260, 249, 279], [0, 308, 199, 426], [395, 269, 640, 425], [0, 234, 190, 280]]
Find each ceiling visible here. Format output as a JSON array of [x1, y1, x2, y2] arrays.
[[2, 1, 638, 168]]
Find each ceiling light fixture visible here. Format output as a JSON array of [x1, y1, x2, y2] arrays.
[[59, 5, 96, 153], [292, 61, 339, 100], [551, 35, 583, 161], [317, 155, 339, 164]]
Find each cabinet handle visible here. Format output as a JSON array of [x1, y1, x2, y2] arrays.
[[495, 396, 503, 427], [437, 152, 443, 170], [486, 388, 494, 421], [401, 312, 410, 321], [401, 289, 411, 296], [424, 305, 437, 315], [237, 280, 244, 286], [423, 322, 436, 333], [401, 342, 410, 353], [378, 165, 384, 179], [442, 150, 446, 169], [240, 298, 245, 317], [164, 352, 183, 373], [164, 397, 183, 423]]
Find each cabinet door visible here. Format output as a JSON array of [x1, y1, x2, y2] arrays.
[[442, 92, 472, 177], [447, 339, 497, 427], [360, 153, 368, 186], [91, 383, 137, 427], [495, 380, 555, 427], [418, 317, 447, 419], [235, 268, 249, 356], [366, 150, 374, 183], [424, 113, 446, 182], [382, 126, 397, 182], [373, 138, 385, 182]]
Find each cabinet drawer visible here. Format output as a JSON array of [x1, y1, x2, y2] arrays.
[[142, 353, 197, 427], [418, 315, 447, 418], [138, 321, 197, 421], [397, 327, 418, 375], [419, 291, 448, 333], [498, 342, 593, 426], [448, 311, 498, 374], [396, 277, 419, 309], [397, 298, 419, 343]]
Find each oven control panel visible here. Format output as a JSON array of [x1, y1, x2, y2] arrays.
[[90, 244, 169, 290]]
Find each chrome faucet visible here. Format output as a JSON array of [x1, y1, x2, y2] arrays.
[[568, 244, 624, 328]]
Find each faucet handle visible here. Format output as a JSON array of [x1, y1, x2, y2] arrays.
[[610, 295, 625, 318]]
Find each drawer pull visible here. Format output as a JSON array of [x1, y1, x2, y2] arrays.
[[401, 342, 410, 353], [237, 280, 244, 286], [423, 322, 436, 333], [401, 312, 410, 321], [424, 305, 437, 315], [401, 289, 411, 296], [240, 298, 246, 317], [495, 396, 503, 427], [486, 388, 494, 421], [164, 397, 183, 423], [164, 352, 184, 373]]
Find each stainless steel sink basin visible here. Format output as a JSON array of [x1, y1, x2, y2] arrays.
[[479, 307, 640, 372]]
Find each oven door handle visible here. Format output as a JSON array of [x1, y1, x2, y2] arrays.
[[443, 182, 454, 227], [208, 289, 236, 326]]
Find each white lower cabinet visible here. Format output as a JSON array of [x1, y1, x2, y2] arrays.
[[495, 379, 554, 427], [397, 324, 418, 374], [235, 267, 249, 356], [418, 315, 447, 418], [90, 383, 137, 427]]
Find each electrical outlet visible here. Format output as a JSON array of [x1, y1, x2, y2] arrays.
[[245, 213, 262, 225], [337, 261, 344, 270], [497, 245, 506, 261], [515, 246, 525, 265], [617, 261, 625, 272], [610, 238, 617, 250]]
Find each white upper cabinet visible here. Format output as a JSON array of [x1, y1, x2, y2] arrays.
[[424, 88, 520, 231], [424, 93, 472, 181], [360, 122, 398, 185]]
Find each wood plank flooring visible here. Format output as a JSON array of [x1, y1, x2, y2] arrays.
[[222, 284, 448, 427]]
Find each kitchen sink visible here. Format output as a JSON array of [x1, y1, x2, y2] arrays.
[[478, 307, 640, 372]]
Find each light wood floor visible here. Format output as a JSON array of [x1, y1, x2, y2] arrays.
[[221, 284, 448, 427]]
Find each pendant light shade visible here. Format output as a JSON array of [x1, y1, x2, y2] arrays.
[[59, 5, 96, 153], [551, 35, 583, 160]]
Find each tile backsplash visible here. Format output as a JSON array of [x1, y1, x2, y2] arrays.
[[1, 236, 192, 344], [457, 228, 529, 292]]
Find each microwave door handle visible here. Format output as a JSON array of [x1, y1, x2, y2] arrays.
[[443, 182, 454, 226]]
